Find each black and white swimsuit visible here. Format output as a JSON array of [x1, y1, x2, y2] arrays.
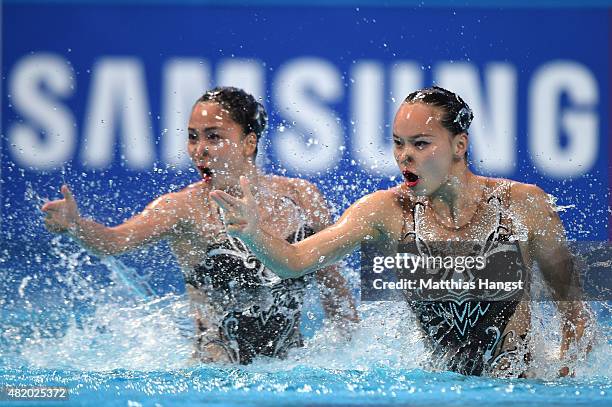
[[401, 179, 531, 376], [185, 197, 313, 365]]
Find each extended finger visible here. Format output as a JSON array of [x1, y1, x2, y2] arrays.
[[210, 190, 240, 210], [239, 176, 256, 204], [61, 184, 74, 201], [209, 193, 234, 214], [41, 201, 61, 212]]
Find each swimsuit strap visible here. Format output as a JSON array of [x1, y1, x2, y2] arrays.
[[399, 193, 411, 241], [486, 179, 514, 234], [487, 178, 513, 208], [279, 196, 309, 243]]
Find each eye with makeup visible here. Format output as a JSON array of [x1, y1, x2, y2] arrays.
[[206, 132, 221, 142], [413, 140, 430, 149], [188, 131, 198, 142]]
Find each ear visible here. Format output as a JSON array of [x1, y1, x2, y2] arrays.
[[243, 132, 258, 157], [453, 133, 468, 159]]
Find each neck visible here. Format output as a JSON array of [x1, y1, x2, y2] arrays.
[[213, 161, 259, 196], [428, 163, 480, 222]]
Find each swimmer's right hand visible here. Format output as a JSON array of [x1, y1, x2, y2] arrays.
[[209, 176, 259, 239], [41, 184, 81, 234]]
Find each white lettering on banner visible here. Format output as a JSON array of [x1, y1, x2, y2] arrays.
[[82, 58, 154, 169], [351, 61, 423, 176], [352, 61, 392, 174], [162, 59, 210, 167], [273, 58, 343, 174], [529, 61, 598, 178], [436, 62, 517, 175], [8, 54, 76, 169], [390, 62, 423, 128], [6, 56, 601, 179]]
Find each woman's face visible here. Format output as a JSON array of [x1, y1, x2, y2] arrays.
[[392, 102, 458, 196], [187, 102, 254, 185]]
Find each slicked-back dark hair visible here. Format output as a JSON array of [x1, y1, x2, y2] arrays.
[[404, 86, 473, 160], [195, 86, 267, 159]]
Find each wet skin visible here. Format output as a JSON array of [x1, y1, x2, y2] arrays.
[[211, 101, 592, 376], [41, 101, 358, 362]]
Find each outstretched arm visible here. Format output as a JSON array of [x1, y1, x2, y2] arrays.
[[289, 179, 359, 325], [521, 184, 592, 375], [210, 177, 387, 279], [41, 184, 185, 256]]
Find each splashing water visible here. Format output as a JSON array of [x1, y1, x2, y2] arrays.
[[1, 180, 610, 405], [4, 236, 609, 378]]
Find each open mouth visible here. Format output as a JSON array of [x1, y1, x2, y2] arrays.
[[403, 171, 419, 187], [199, 166, 213, 182]]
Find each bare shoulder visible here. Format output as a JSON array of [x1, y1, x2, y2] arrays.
[[177, 179, 211, 199], [335, 186, 405, 240], [496, 178, 561, 236], [504, 179, 554, 216], [506, 179, 548, 202], [265, 175, 325, 207], [275, 175, 321, 195], [147, 180, 210, 214], [269, 176, 329, 229], [367, 186, 404, 206], [481, 177, 550, 207], [348, 186, 406, 221]]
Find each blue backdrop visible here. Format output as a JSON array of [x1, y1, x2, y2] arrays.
[[2, 1, 610, 297]]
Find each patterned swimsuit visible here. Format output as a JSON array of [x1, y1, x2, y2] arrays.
[[185, 197, 313, 364], [400, 180, 531, 376]]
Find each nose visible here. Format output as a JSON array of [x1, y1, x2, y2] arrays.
[[397, 145, 415, 165], [195, 140, 209, 158]]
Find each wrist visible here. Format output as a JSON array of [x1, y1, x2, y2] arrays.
[[67, 216, 84, 235], [241, 226, 262, 246]]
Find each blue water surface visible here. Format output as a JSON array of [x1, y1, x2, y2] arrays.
[[1, 365, 611, 406]]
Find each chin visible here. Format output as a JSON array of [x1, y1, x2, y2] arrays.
[[413, 189, 429, 197]]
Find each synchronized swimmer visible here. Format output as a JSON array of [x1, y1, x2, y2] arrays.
[[211, 86, 592, 377], [41, 83, 591, 377], [41, 86, 357, 365]]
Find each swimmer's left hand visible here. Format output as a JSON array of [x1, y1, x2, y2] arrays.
[[210, 176, 259, 239]]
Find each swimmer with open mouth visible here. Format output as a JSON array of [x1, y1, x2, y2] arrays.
[[211, 85, 593, 378], [403, 170, 419, 187], [41, 86, 358, 365]]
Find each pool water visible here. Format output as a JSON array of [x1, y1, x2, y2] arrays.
[[1, 292, 610, 407], [1, 365, 611, 407], [1, 231, 610, 406]]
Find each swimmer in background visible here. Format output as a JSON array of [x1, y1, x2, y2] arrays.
[[41, 86, 358, 365], [210, 86, 592, 377]]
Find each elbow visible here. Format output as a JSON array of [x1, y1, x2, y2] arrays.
[[278, 246, 322, 279], [277, 261, 309, 280]]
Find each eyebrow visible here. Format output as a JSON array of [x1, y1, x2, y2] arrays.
[[392, 133, 434, 139], [188, 126, 223, 133]]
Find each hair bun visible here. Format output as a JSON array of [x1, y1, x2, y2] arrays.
[[253, 102, 268, 135], [455, 106, 473, 132]]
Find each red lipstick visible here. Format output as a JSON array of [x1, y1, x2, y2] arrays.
[[403, 170, 419, 187], [199, 166, 213, 183]]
